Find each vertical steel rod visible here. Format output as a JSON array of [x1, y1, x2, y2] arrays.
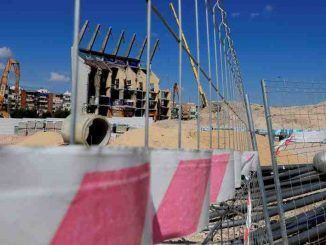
[[178, 0, 182, 149], [245, 94, 274, 244], [145, 0, 152, 149], [218, 24, 225, 99], [223, 42, 230, 148], [195, 0, 201, 150], [213, 4, 220, 149], [205, 0, 213, 149], [261, 79, 288, 244], [218, 24, 225, 148], [70, 0, 81, 144]]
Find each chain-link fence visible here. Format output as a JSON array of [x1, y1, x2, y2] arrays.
[[261, 80, 326, 244]]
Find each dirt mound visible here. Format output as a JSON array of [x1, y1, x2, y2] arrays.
[[0, 135, 25, 145], [17, 132, 64, 147], [251, 102, 326, 129], [111, 122, 306, 165]]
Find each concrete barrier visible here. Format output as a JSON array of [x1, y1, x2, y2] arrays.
[[0, 146, 151, 245], [150, 149, 211, 243]]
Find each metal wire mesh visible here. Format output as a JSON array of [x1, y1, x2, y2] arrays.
[[0, 0, 272, 243], [261, 80, 326, 244]]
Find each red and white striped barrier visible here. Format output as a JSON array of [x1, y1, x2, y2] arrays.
[[275, 135, 294, 155], [0, 146, 151, 245], [241, 151, 259, 178], [210, 150, 235, 203], [150, 149, 212, 243], [244, 187, 252, 245], [0, 146, 256, 244]]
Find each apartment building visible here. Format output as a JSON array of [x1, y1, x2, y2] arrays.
[[62, 91, 71, 110], [7, 87, 71, 117]]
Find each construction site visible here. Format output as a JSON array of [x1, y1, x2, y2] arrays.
[[0, 0, 325, 244]]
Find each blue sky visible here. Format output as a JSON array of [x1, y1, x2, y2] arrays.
[[0, 0, 325, 103]]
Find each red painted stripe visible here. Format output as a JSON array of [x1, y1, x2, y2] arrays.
[[153, 158, 211, 243], [51, 163, 150, 245], [244, 228, 250, 245], [210, 153, 230, 203]]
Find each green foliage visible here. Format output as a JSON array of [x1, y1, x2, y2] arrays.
[[10, 109, 38, 118], [42, 111, 53, 118], [53, 109, 70, 118], [10, 108, 70, 118]]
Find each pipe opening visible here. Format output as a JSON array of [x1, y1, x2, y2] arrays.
[[86, 118, 110, 145]]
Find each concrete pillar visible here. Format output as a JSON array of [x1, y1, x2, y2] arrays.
[[76, 57, 91, 114]]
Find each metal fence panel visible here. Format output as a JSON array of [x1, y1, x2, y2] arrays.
[[261, 80, 326, 244]]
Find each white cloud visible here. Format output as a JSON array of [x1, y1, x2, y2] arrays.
[[0, 47, 12, 59], [0, 62, 5, 70], [250, 13, 260, 18], [49, 72, 70, 82], [231, 12, 240, 18], [265, 4, 273, 12]]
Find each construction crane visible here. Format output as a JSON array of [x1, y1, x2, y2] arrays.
[[0, 58, 20, 118], [169, 3, 208, 108]]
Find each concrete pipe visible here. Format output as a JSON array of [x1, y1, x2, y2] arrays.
[[313, 151, 326, 173], [61, 114, 111, 146]]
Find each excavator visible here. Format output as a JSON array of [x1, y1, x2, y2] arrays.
[[0, 58, 20, 118]]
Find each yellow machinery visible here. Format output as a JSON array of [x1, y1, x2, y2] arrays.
[[169, 3, 208, 108], [0, 58, 20, 118]]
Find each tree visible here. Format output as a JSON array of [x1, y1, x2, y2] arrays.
[[53, 109, 70, 118], [10, 108, 38, 118], [42, 111, 53, 118]]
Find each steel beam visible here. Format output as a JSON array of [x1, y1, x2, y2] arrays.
[[124, 33, 136, 58], [99, 27, 112, 54], [112, 30, 125, 57], [86, 24, 101, 51]]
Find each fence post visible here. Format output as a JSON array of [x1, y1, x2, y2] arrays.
[[205, 0, 213, 149], [145, 0, 152, 149], [70, 0, 81, 144], [195, 0, 200, 150], [177, 0, 182, 149], [245, 94, 274, 244], [261, 80, 288, 244]]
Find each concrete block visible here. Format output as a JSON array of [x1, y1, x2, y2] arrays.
[[45, 121, 55, 131], [54, 121, 63, 131]]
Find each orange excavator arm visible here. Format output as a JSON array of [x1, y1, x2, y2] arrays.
[[0, 58, 20, 109]]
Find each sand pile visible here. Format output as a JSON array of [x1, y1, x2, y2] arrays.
[[0, 135, 25, 145], [111, 119, 247, 150], [251, 102, 326, 129], [2, 121, 309, 165], [111, 119, 306, 165], [16, 132, 64, 147]]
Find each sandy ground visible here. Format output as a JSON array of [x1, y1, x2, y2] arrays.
[[0, 135, 25, 145], [16, 131, 64, 147], [0, 131, 64, 147], [251, 102, 326, 130], [0, 123, 312, 165], [111, 121, 306, 165], [0, 102, 324, 165]]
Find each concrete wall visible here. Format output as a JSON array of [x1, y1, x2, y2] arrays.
[[75, 56, 91, 115], [107, 117, 153, 129], [0, 117, 152, 135], [0, 118, 63, 135]]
